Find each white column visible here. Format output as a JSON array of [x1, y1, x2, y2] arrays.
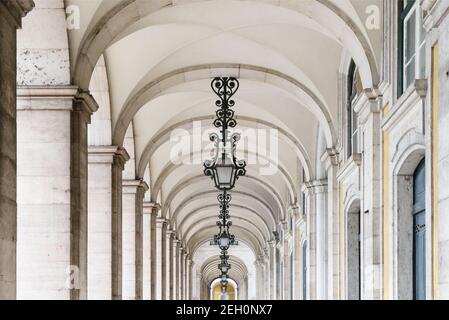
[[186, 257, 193, 300], [322, 149, 340, 299], [0, 0, 34, 300], [148, 203, 160, 299], [358, 93, 382, 299], [178, 247, 183, 299], [187, 258, 194, 300], [316, 183, 328, 300], [304, 179, 328, 300], [155, 217, 166, 300], [283, 222, 292, 300], [17, 88, 97, 299], [122, 179, 148, 300], [87, 146, 129, 299], [172, 238, 179, 299], [142, 202, 152, 300], [180, 250, 186, 299], [268, 240, 276, 300], [166, 230, 173, 300]]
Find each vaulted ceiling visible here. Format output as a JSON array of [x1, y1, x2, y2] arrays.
[[67, 0, 382, 271]]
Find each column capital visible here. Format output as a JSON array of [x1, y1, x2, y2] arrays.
[[74, 90, 99, 116], [320, 147, 339, 170], [303, 179, 328, 195], [113, 147, 130, 171], [156, 217, 168, 228], [122, 179, 149, 194], [144, 202, 161, 215], [17, 87, 99, 122], [0, 0, 34, 28], [268, 240, 276, 248], [166, 229, 175, 239], [88, 145, 125, 164], [288, 204, 300, 217]]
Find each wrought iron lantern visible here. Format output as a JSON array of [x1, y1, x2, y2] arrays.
[[205, 77, 246, 288], [218, 258, 231, 275], [204, 77, 246, 191], [210, 191, 238, 250]]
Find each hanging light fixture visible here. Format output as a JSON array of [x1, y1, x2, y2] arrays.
[[204, 77, 246, 191], [205, 77, 244, 294], [210, 191, 238, 250]]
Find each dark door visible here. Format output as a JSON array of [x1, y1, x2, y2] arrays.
[[413, 159, 426, 300]]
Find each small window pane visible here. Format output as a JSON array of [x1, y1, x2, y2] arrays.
[[419, 44, 426, 78], [405, 14, 416, 65], [406, 57, 416, 88]]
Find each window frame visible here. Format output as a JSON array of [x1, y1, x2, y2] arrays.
[[398, 0, 426, 97]]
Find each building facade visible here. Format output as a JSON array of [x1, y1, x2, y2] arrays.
[[0, 0, 448, 300]]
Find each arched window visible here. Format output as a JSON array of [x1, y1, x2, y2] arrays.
[[413, 159, 426, 300], [398, 0, 426, 96], [347, 60, 362, 158]]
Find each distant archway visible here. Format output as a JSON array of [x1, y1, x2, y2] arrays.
[[210, 278, 238, 300]]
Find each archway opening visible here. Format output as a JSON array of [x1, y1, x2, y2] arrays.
[[395, 150, 426, 300], [210, 278, 238, 300]]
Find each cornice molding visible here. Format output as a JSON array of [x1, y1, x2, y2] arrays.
[[382, 79, 427, 132]]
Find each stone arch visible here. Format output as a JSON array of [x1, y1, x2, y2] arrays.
[[171, 190, 277, 229], [163, 175, 282, 228], [136, 115, 313, 181], [151, 148, 297, 206], [112, 64, 337, 149], [73, 0, 379, 91], [177, 204, 272, 238]]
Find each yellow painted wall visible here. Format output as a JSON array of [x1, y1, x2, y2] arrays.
[[212, 283, 236, 300], [431, 42, 439, 299]]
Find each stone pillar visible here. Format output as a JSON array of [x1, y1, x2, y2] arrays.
[[155, 217, 166, 300], [268, 240, 276, 300], [180, 249, 186, 299], [304, 179, 328, 300], [172, 238, 179, 299], [254, 260, 261, 299], [177, 246, 183, 299], [87, 146, 129, 299], [265, 256, 271, 299], [321, 149, 340, 299], [186, 257, 193, 300], [357, 91, 383, 300], [167, 230, 174, 300], [0, 0, 34, 300], [187, 259, 194, 300], [283, 223, 291, 300], [142, 202, 152, 300], [183, 253, 189, 299], [17, 87, 97, 299], [148, 203, 160, 299], [122, 179, 148, 300]]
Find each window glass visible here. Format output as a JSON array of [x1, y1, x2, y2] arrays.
[[404, 11, 416, 89], [399, 0, 426, 95]]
